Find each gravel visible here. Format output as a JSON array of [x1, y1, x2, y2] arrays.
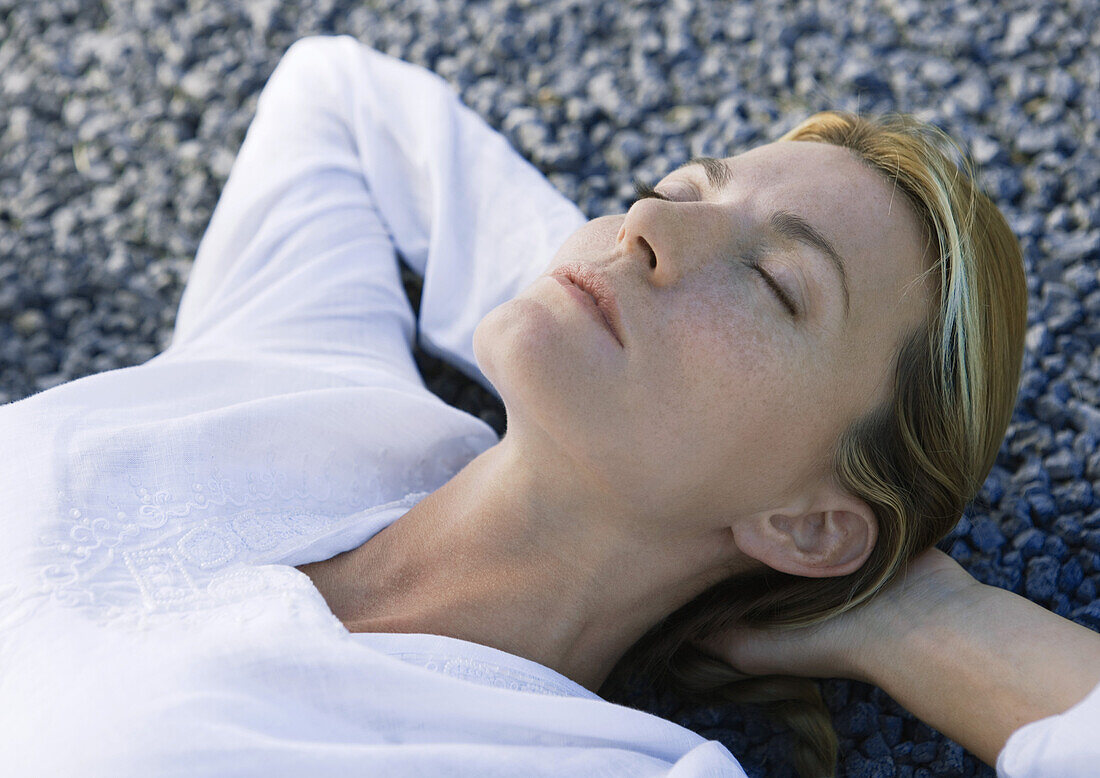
[[1, 0, 1098, 776]]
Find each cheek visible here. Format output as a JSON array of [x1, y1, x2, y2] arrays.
[[664, 288, 816, 450], [672, 282, 790, 394]]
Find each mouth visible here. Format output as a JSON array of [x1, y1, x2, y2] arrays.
[[550, 266, 625, 348]]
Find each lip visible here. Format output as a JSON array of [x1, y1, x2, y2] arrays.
[[549, 265, 625, 347]]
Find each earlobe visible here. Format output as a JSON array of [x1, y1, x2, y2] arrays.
[[734, 502, 877, 578]]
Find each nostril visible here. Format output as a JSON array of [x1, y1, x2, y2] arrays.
[[639, 237, 656, 269]]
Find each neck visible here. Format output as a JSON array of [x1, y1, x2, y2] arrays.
[[296, 436, 746, 693]]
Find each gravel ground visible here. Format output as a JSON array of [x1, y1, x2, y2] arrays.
[[1, 1, 1098, 776]]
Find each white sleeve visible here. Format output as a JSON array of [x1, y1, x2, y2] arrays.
[[170, 34, 586, 396], [325, 35, 588, 398], [996, 678, 1100, 777]]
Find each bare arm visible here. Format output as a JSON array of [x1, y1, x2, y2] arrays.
[[693, 548, 1100, 767], [858, 574, 1100, 765]]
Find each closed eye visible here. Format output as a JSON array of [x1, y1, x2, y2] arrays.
[[632, 180, 673, 203], [748, 259, 799, 317], [634, 178, 799, 318]]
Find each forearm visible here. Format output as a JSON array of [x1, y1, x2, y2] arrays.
[[859, 582, 1100, 766]]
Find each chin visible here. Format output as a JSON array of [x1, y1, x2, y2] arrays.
[[475, 300, 619, 443], [474, 318, 655, 508], [475, 300, 570, 400]]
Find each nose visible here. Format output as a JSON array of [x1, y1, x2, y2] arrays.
[[616, 219, 656, 269], [615, 198, 727, 286]]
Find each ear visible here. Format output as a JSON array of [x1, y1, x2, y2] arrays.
[[732, 489, 877, 578]]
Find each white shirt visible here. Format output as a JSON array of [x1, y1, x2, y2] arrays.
[[996, 679, 1100, 777], [0, 32, 1092, 778], [0, 34, 744, 777]]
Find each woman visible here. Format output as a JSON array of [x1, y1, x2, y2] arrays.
[[0, 33, 1094, 777]]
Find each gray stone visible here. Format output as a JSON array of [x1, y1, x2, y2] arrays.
[[1051, 232, 1100, 264], [13, 310, 48, 337], [1003, 10, 1042, 56], [607, 130, 647, 169], [179, 67, 218, 102], [919, 59, 957, 88], [953, 77, 992, 114]]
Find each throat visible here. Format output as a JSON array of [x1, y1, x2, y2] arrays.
[[294, 527, 464, 638], [295, 554, 392, 632]]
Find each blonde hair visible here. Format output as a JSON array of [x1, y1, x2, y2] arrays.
[[598, 111, 1028, 778]]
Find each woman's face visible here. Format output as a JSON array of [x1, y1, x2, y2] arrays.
[[474, 140, 930, 525]]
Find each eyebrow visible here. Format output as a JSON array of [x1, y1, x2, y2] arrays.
[[676, 156, 852, 319], [675, 156, 733, 189]]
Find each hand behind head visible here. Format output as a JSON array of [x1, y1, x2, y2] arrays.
[[690, 547, 979, 682]]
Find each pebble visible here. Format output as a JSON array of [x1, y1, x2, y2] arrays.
[[862, 732, 892, 760], [911, 741, 937, 764], [1078, 578, 1098, 603], [1013, 529, 1045, 565], [969, 516, 1007, 553], [13, 309, 48, 337], [1051, 231, 1100, 264], [838, 702, 879, 738], [932, 741, 967, 774], [1045, 449, 1083, 480], [952, 77, 991, 114], [1025, 556, 1059, 600]]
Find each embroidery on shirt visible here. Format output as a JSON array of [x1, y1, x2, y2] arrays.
[[30, 447, 433, 628], [124, 547, 201, 611], [386, 651, 585, 698], [20, 424, 489, 631]]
